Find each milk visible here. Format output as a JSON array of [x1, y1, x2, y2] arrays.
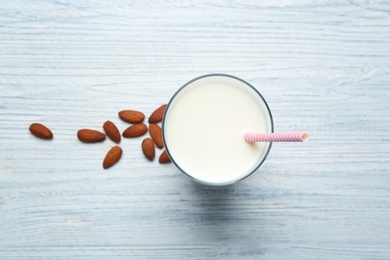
[[163, 75, 273, 185]]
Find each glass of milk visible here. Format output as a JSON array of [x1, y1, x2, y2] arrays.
[[162, 74, 274, 186]]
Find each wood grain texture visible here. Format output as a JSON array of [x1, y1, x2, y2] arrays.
[[1, 0, 390, 259]]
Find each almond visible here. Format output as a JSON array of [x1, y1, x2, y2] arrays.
[[122, 123, 147, 138], [149, 124, 164, 149], [29, 123, 53, 140], [103, 121, 121, 143], [118, 110, 145, 123], [142, 138, 155, 161], [103, 146, 122, 169], [148, 104, 167, 124], [77, 129, 106, 143], [159, 150, 171, 164]]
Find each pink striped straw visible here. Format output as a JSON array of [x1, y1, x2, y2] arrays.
[[243, 132, 309, 142]]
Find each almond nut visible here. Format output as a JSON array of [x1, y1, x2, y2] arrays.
[[29, 123, 53, 140], [148, 104, 167, 123], [77, 129, 106, 143], [142, 138, 155, 161], [103, 146, 122, 169], [122, 123, 147, 138], [149, 124, 164, 149], [118, 110, 145, 123], [159, 150, 171, 164], [103, 121, 121, 143]]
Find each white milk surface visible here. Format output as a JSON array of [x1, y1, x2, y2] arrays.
[[164, 80, 271, 185]]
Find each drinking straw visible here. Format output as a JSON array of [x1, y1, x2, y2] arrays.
[[243, 132, 309, 142]]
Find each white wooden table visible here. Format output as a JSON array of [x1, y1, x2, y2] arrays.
[[1, 1, 389, 259]]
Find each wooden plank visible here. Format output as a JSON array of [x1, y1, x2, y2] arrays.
[[0, 0, 389, 259]]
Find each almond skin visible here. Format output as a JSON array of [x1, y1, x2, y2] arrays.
[[159, 150, 171, 164], [148, 104, 167, 124], [77, 129, 106, 143], [118, 110, 145, 124], [142, 138, 155, 161], [103, 146, 122, 169], [149, 124, 164, 149], [29, 123, 53, 140], [103, 121, 121, 143], [122, 123, 147, 138]]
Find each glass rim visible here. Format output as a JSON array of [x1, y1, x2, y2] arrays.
[[162, 73, 274, 186]]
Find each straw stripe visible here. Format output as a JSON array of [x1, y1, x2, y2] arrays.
[[244, 132, 309, 142]]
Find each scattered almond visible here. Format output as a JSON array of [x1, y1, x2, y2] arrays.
[[149, 124, 164, 149], [77, 129, 106, 143], [148, 104, 167, 124], [118, 110, 145, 124], [103, 121, 121, 143], [159, 150, 171, 164], [103, 146, 122, 169], [122, 123, 148, 138], [32, 106, 172, 169], [142, 138, 155, 161], [29, 123, 53, 140]]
